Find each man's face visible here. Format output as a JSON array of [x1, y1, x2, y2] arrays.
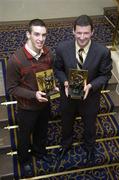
[[73, 25, 93, 48], [26, 25, 47, 52]]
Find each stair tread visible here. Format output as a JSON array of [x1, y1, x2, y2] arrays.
[[0, 105, 8, 120], [0, 113, 118, 151], [109, 74, 118, 85], [0, 77, 5, 96], [108, 90, 119, 107], [0, 119, 8, 129], [4, 138, 118, 179], [0, 153, 13, 177], [47, 113, 119, 146], [19, 138, 118, 179], [0, 140, 118, 179], [26, 163, 119, 179], [0, 127, 11, 149]]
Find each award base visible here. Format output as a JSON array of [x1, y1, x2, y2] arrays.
[[47, 90, 60, 100], [69, 86, 85, 99], [68, 69, 88, 99]]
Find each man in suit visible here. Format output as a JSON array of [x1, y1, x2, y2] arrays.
[[54, 15, 112, 162]]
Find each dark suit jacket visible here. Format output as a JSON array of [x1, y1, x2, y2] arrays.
[[54, 39, 112, 94]]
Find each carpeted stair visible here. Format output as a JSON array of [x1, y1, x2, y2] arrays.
[[10, 91, 118, 180]]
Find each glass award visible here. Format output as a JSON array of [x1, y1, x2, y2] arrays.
[[68, 69, 88, 99], [36, 69, 60, 100]]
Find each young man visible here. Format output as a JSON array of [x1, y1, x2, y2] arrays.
[[7, 19, 54, 176], [54, 15, 112, 162]]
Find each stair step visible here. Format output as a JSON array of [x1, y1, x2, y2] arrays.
[[0, 74, 5, 97], [47, 113, 119, 146], [0, 113, 118, 152], [38, 164, 119, 180], [0, 119, 8, 128], [0, 105, 8, 120], [108, 90, 119, 112], [1, 174, 13, 180], [0, 127, 11, 153], [1, 135, 118, 179], [1, 144, 118, 180], [24, 163, 119, 180], [107, 73, 118, 90], [12, 138, 118, 179], [0, 152, 13, 179], [2, 138, 118, 179], [51, 139, 119, 173]]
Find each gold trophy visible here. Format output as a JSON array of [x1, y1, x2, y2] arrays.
[[68, 69, 88, 99], [36, 69, 60, 100]]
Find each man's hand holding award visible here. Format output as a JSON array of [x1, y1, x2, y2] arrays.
[[68, 69, 88, 100]]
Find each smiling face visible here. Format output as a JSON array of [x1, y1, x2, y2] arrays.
[[73, 25, 94, 48], [26, 25, 47, 53]]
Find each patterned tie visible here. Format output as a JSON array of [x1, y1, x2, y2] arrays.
[[77, 48, 84, 69]]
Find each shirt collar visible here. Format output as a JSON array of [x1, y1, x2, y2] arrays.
[[25, 43, 44, 60], [75, 40, 91, 54]]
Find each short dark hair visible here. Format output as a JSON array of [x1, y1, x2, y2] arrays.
[[73, 15, 93, 31], [28, 19, 47, 33]]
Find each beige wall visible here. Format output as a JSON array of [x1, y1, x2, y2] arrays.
[[0, 0, 116, 22]]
